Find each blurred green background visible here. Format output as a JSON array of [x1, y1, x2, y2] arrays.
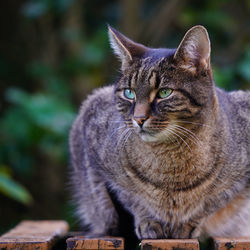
[[0, 0, 250, 234]]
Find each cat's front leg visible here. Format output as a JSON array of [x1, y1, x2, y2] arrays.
[[136, 219, 165, 239], [168, 220, 202, 239]]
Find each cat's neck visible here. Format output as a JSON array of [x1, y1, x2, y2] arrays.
[[124, 125, 216, 191]]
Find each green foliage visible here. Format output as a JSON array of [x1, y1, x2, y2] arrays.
[[213, 46, 250, 90], [238, 46, 250, 82], [0, 166, 33, 205], [0, 0, 249, 235], [0, 88, 75, 177], [6, 88, 74, 135], [22, 0, 76, 18]]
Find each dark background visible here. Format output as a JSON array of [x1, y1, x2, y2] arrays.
[[0, 0, 250, 235]]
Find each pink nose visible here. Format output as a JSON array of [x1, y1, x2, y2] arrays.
[[134, 116, 148, 127]]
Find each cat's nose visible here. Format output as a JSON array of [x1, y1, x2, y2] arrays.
[[133, 102, 150, 127], [134, 116, 148, 127]]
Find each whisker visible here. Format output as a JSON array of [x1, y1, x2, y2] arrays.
[[145, 125, 200, 146], [172, 126, 199, 147], [172, 124, 202, 146], [175, 120, 212, 128], [151, 119, 212, 128], [166, 127, 192, 152], [166, 132, 180, 148], [117, 127, 134, 150], [146, 126, 168, 130], [106, 119, 133, 146], [98, 120, 123, 124], [151, 121, 170, 125], [109, 125, 127, 139], [121, 128, 133, 151], [117, 128, 129, 148]]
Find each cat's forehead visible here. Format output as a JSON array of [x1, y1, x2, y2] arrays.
[[133, 48, 176, 73], [123, 49, 175, 87], [144, 48, 176, 61]]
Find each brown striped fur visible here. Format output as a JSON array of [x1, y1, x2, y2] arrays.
[[69, 25, 250, 240]]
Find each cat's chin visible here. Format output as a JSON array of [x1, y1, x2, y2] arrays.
[[138, 129, 172, 143], [139, 130, 166, 143], [139, 132, 159, 142]]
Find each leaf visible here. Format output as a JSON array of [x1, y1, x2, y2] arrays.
[[5, 88, 28, 105], [213, 66, 235, 90], [0, 165, 12, 178], [237, 47, 250, 81], [0, 172, 33, 205], [54, 0, 75, 12], [21, 1, 48, 18], [5, 88, 75, 135]]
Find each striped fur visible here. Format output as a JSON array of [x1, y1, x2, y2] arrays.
[[69, 26, 250, 240]]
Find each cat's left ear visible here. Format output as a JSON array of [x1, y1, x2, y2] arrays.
[[108, 25, 147, 71], [174, 25, 211, 73]]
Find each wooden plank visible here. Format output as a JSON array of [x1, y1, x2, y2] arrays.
[[0, 220, 69, 250], [141, 239, 199, 250], [66, 236, 124, 250], [213, 237, 250, 250]]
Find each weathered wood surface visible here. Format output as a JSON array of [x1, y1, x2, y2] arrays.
[[0, 220, 69, 250], [141, 239, 199, 250], [66, 236, 124, 250], [213, 237, 250, 250], [3, 221, 250, 250]]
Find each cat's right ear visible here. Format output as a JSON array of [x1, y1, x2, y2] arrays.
[[173, 25, 211, 74], [108, 25, 147, 71]]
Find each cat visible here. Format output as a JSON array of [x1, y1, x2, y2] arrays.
[[69, 25, 250, 240]]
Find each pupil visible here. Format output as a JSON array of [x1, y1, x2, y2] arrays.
[[161, 90, 166, 96], [125, 89, 134, 99]]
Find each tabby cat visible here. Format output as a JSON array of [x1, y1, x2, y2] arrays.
[[69, 25, 250, 240]]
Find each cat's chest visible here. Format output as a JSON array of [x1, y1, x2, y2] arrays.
[[120, 142, 204, 220], [123, 136, 194, 185], [127, 147, 169, 183]]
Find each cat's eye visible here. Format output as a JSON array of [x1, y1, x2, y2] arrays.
[[124, 89, 135, 100], [157, 88, 172, 99]]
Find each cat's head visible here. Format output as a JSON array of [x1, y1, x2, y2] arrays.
[[109, 25, 216, 142]]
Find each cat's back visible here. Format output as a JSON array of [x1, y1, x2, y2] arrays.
[[217, 89, 250, 159], [216, 88, 250, 124], [229, 90, 250, 110], [227, 90, 250, 128], [70, 84, 118, 144], [69, 85, 117, 168], [78, 85, 115, 119]]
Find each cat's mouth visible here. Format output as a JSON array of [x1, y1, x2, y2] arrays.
[[132, 119, 169, 142], [134, 122, 173, 142], [139, 128, 155, 134], [136, 127, 162, 142], [139, 129, 153, 136]]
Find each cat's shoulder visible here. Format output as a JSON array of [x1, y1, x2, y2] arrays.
[[71, 85, 116, 136], [229, 89, 250, 99], [78, 85, 115, 115], [229, 90, 250, 108], [216, 87, 250, 105]]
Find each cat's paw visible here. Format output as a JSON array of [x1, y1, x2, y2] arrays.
[[170, 223, 198, 239], [136, 220, 165, 239]]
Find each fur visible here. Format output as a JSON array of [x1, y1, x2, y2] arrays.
[[69, 25, 250, 240]]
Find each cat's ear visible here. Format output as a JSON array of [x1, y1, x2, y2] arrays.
[[108, 25, 147, 70], [174, 25, 211, 73]]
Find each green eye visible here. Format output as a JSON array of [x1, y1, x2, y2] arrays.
[[157, 88, 172, 99], [124, 89, 135, 100]]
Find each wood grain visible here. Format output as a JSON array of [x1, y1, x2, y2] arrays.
[[66, 236, 124, 250], [213, 237, 250, 250], [0, 220, 69, 250], [141, 239, 199, 250]]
